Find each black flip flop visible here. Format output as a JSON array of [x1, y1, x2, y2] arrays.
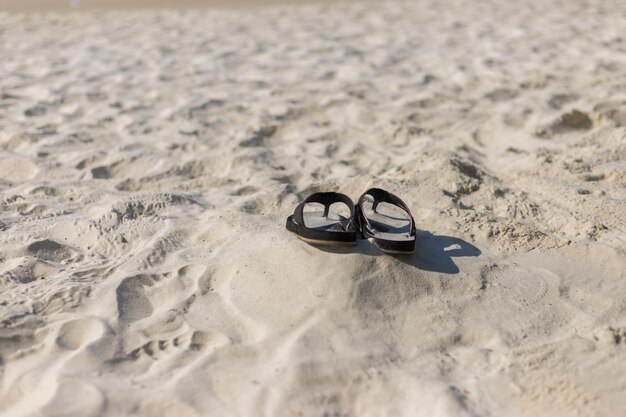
[[357, 188, 416, 254], [286, 192, 358, 246]]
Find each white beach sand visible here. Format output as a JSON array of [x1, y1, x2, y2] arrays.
[[0, 0, 345, 12], [0, 0, 625, 415]]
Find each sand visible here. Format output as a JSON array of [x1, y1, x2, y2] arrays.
[[0, 0, 625, 415], [0, 0, 352, 12]]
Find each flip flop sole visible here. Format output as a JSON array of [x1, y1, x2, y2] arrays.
[[372, 236, 416, 254], [295, 234, 358, 246]]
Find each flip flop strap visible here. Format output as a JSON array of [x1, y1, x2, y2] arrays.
[[293, 192, 356, 229], [358, 188, 416, 235]]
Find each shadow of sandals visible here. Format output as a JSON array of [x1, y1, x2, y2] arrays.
[[310, 230, 481, 274], [392, 231, 481, 274]]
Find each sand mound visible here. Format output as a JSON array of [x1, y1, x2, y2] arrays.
[[0, 0, 625, 416]]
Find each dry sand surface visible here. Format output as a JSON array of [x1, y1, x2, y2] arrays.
[[0, 0, 349, 12], [1, 0, 626, 415]]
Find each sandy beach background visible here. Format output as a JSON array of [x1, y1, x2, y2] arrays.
[[0, 0, 349, 12], [1, 0, 625, 416]]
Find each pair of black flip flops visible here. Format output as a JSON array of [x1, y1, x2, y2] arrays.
[[286, 188, 416, 254]]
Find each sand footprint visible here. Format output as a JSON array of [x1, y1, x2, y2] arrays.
[[477, 263, 564, 341], [118, 328, 230, 389], [56, 318, 106, 351], [115, 264, 206, 325], [536, 109, 596, 138], [0, 318, 107, 417], [128, 330, 228, 361], [480, 263, 562, 305], [116, 274, 157, 323], [26, 239, 83, 264], [111, 264, 230, 368]]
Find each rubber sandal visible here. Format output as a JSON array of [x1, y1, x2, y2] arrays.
[[356, 188, 416, 254], [286, 192, 358, 246]]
